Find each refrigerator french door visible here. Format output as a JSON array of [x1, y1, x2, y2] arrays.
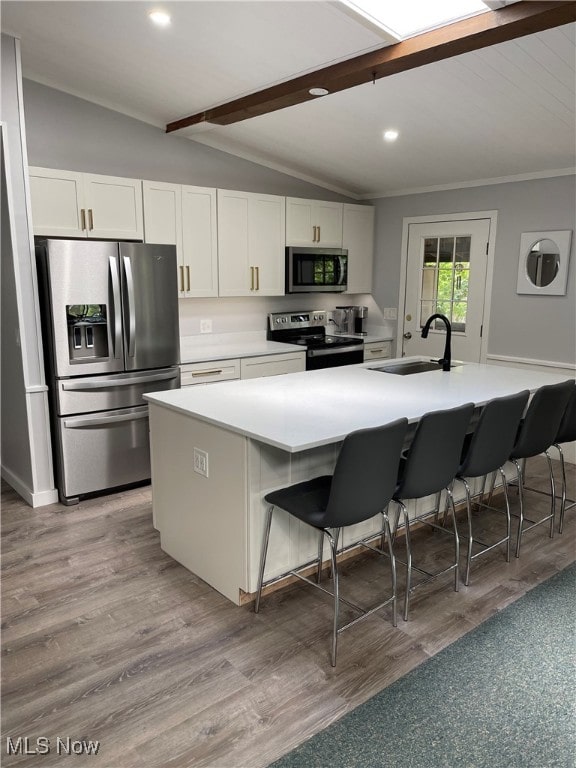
[[36, 239, 180, 504]]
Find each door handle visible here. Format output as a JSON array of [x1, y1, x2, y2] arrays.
[[123, 256, 136, 358], [64, 410, 148, 428], [186, 265, 191, 291], [317, 225, 321, 242], [88, 209, 94, 231], [62, 371, 178, 390], [312, 225, 317, 243], [179, 266, 185, 292], [403, 332, 412, 340], [80, 208, 86, 231], [250, 266, 255, 290], [255, 266, 260, 291], [109, 256, 123, 359]]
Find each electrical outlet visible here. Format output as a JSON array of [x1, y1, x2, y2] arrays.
[[200, 318, 212, 334], [193, 448, 209, 478], [383, 307, 397, 320]]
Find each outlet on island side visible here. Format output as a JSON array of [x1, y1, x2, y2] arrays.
[[193, 448, 209, 478], [200, 318, 212, 334]]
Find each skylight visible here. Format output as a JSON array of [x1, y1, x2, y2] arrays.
[[341, 0, 491, 39]]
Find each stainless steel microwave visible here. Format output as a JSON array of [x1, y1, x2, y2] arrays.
[[285, 247, 348, 293]]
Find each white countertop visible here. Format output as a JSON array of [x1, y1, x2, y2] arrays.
[[180, 332, 303, 364], [146, 358, 571, 453]]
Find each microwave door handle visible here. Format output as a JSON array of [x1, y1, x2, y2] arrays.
[[123, 256, 136, 358], [335, 256, 341, 285], [109, 256, 122, 359], [338, 256, 346, 285]]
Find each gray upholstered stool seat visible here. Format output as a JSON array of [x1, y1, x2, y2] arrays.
[[506, 379, 574, 557], [392, 401, 474, 621], [454, 390, 529, 585], [255, 418, 408, 667]]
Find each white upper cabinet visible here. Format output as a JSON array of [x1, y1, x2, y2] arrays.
[[286, 197, 343, 247], [29, 167, 143, 240], [143, 180, 218, 298], [342, 203, 375, 294], [218, 189, 285, 297]]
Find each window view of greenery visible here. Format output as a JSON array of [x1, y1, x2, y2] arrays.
[[420, 236, 470, 332]]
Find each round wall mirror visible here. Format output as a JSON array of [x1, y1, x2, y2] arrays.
[[525, 239, 560, 287]]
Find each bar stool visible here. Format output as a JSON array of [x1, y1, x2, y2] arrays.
[[556, 382, 576, 533], [507, 380, 574, 557], [254, 418, 408, 666], [453, 390, 529, 585], [392, 402, 474, 621]]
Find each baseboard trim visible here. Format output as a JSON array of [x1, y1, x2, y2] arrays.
[[1, 465, 58, 507]]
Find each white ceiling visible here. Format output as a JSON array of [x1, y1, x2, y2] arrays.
[[2, 1, 575, 198]]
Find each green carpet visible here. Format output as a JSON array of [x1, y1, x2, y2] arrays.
[[269, 564, 576, 768]]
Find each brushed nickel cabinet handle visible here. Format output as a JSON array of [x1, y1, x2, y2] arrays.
[[255, 266, 260, 291], [312, 225, 317, 242], [179, 266, 184, 292], [80, 208, 86, 231], [186, 265, 191, 291], [250, 266, 254, 290], [88, 209, 94, 230], [317, 225, 321, 242]]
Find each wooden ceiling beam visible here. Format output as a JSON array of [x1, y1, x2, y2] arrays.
[[166, 1, 576, 133]]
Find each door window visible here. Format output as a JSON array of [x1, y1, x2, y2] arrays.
[[420, 235, 471, 332]]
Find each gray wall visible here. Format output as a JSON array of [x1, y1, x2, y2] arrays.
[[23, 79, 353, 201], [371, 176, 576, 365]]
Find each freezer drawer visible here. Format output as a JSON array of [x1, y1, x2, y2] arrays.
[[55, 405, 151, 501], [56, 367, 179, 415]]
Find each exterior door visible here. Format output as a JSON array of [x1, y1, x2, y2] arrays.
[[402, 218, 491, 362]]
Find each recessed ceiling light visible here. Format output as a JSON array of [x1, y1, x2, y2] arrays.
[[383, 129, 399, 142], [148, 10, 171, 27], [309, 87, 330, 97]]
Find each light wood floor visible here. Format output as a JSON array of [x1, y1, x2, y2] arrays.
[[2, 457, 575, 768]]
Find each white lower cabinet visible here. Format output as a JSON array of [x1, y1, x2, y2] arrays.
[[180, 359, 240, 387], [29, 167, 143, 240], [363, 341, 393, 362], [240, 352, 305, 379]]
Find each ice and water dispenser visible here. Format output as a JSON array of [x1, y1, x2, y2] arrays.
[[67, 304, 109, 361]]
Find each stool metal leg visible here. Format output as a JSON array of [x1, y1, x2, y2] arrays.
[[545, 449, 556, 540], [325, 529, 339, 667], [382, 512, 398, 627], [255, 505, 274, 613], [499, 466, 512, 565], [462, 477, 473, 587], [395, 500, 412, 622], [446, 485, 460, 594], [317, 531, 324, 583], [513, 460, 524, 558]]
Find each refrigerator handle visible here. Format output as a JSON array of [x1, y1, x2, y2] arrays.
[[109, 256, 123, 359], [123, 255, 136, 358], [63, 411, 149, 429]]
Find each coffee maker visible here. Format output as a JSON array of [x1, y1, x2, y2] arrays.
[[334, 305, 368, 336]]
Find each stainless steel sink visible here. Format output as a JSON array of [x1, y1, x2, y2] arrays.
[[370, 360, 460, 375]]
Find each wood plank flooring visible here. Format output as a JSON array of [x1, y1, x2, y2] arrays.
[[2, 456, 575, 768]]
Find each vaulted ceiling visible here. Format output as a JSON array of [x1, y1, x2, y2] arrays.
[[2, 1, 575, 198]]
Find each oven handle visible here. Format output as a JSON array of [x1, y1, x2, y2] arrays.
[[308, 344, 364, 357]]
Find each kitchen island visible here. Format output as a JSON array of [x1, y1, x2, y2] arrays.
[[145, 359, 571, 604]]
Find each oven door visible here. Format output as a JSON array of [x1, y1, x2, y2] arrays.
[[307, 345, 363, 370], [286, 248, 348, 293]]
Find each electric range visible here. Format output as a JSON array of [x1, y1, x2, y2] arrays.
[[267, 311, 364, 370]]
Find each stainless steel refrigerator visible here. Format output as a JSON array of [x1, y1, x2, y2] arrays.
[[36, 239, 180, 504]]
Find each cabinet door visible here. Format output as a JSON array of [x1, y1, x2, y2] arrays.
[[28, 167, 86, 237], [343, 204, 374, 293], [181, 186, 218, 298], [83, 174, 144, 240], [217, 190, 250, 296], [143, 180, 183, 293], [286, 197, 343, 246], [240, 352, 305, 379], [315, 201, 343, 247], [286, 198, 315, 246], [249, 194, 285, 296]]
